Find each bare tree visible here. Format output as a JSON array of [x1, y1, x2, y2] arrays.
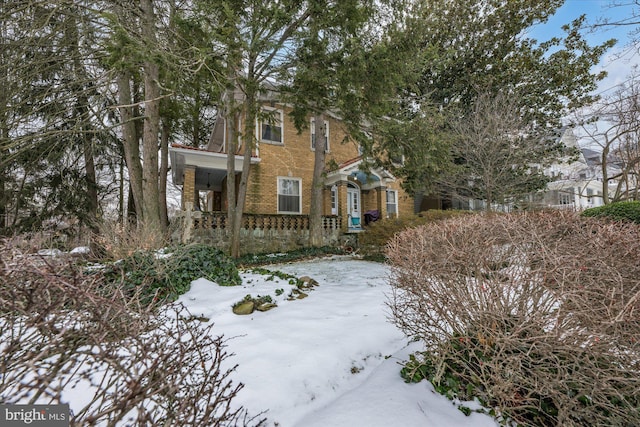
[[574, 68, 640, 203], [440, 91, 555, 211], [592, 1, 640, 54]]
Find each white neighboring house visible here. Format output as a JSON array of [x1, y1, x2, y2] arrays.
[[538, 128, 615, 210]]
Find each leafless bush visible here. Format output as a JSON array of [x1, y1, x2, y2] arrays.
[[96, 220, 170, 261], [358, 210, 472, 259], [0, 238, 264, 426], [387, 211, 640, 426]]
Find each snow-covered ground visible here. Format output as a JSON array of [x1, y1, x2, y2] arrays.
[[177, 256, 499, 427]]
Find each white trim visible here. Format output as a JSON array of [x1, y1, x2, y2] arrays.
[[257, 106, 284, 145], [330, 185, 337, 215], [222, 116, 243, 153], [310, 118, 330, 152], [277, 176, 302, 214], [347, 182, 362, 228], [324, 158, 396, 190], [386, 189, 398, 217], [169, 145, 261, 185]]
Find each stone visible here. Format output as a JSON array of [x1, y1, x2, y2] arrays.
[[233, 301, 255, 315], [299, 276, 319, 287], [255, 303, 277, 312]]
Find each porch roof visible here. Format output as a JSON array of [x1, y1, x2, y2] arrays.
[[325, 157, 396, 190], [169, 144, 261, 191]]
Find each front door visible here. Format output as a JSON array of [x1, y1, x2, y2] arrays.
[[347, 183, 361, 227]]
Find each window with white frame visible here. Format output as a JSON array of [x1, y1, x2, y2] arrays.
[[310, 118, 330, 152], [278, 177, 301, 214], [386, 189, 397, 217], [258, 107, 283, 144], [330, 185, 337, 215], [586, 187, 594, 204], [559, 189, 574, 205], [219, 116, 243, 153]]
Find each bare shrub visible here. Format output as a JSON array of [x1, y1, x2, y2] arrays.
[[358, 210, 472, 260], [387, 211, 640, 426], [0, 238, 264, 426], [96, 220, 170, 261]]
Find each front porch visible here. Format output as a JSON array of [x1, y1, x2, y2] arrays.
[[176, 208, 353, 255], [190, 211, 342, 232]]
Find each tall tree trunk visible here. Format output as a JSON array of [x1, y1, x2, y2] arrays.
[[0, 0, 6, 233], [127, 181, 137, 225], [225, 111, 236, 245], [0, 124, 6, 234], [309, 113, 326, 247], [159, 120, 169, 228], [225, 63, 243, 257], [0, 93, 7, 234], [119, 156, 125, 224], [140, 0, 162, 232], [117, 72, 144, 224], [82, 120, 98, 231], [230, 100, 255, 259], [66, 8, 99, 235]]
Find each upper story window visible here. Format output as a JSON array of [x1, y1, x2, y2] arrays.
[[277, 177, 301, 214], [258, 107, 283, 144], [311, 118, 330, 152]]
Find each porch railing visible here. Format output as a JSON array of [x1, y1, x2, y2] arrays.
[[192, 212, 342, 231]]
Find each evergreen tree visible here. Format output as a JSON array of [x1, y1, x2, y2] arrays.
[[0, 1, 118, 234], [285, 0, 372, 246], [204, 0, 315, 258], [373, 0, 615, 202]]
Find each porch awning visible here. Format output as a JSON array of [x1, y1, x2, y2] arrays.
[[324, 157, 395, 190], [169, 144, 261, 191]]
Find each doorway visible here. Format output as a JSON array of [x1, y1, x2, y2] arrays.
[[346, 182, 361, 227]]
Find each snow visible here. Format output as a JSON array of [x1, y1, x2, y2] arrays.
[[175, 256, 500, 427], [37, 248, 64, 257], [70, 246, 91, 254]]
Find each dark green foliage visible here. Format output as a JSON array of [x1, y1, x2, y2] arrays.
[[236, 246, 345, 267], [582, 200, 640, 223], [370, 1, 615, 202], [400, 352, 434, 384], [104, 244, 240, 307], [233, 294, 273, 309], [100, 250, 167, 307], [247, 267, 302, 286], [168, 244, 241, 288]]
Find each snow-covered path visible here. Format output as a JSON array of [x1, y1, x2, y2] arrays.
[[177, 256, 499, 427]]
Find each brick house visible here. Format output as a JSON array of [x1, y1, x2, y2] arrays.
[[169, 100, 413, 250]]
